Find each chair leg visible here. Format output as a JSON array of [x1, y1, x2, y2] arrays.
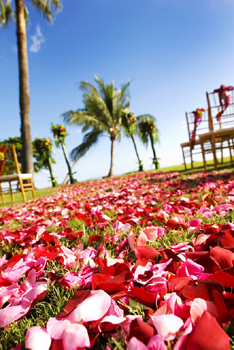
[[221, 141, 224, 163], [190, 150, 194, 169], [0, 183, 5, 204], [228, 139, 233, 166], [18, 178, 27, 202], [9, 182, 15, 203], [211, 136, 218, 170], [17, 181, 20, 192], [200, 142, 207, 170], [181, 147, 187, 170], [30, 178, 36, 199]]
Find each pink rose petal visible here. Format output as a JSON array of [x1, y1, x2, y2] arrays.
[[63, 323, 90, 350], [147, 335, 167, 350], [128, 337, 149, 350], [68, 290, 111, 323], [190, 298, 219, 323], [0, 303, 30, 328], [151, 314, 184, 341], [47, 317, 71, 340], [25, 326, 51, 350]]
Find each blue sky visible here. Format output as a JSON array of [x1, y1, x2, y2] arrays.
[[1, 0, 234, 188]]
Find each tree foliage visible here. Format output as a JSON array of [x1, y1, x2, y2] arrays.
[[138, 114, 159, 145], [120, 110, 143, 171], [0, 136, 43, 173], [34, 137, 58, 187], [0, 0, 61, 26], [63, 75, 131, 177], [120, 110, 137, 137], [51, 123, 76, 184], [51, 124, 67, 148], [138, 114, 160, 169]]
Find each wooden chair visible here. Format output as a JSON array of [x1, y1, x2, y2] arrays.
[[199, 91, 234, 170], [0, 145, 36, 204], [181, 109, 210, 169]]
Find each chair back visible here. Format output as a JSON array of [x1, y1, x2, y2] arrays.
[[206, 89, 234, 131], [185, 109, 210, 142], [0, 145, 20, 176]]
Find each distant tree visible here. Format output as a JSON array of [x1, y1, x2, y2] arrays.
[[0, 136, 42, 172], [51, 123, 76, 184], [63, 75, 131, 177], [0, 0, 61, 175], [33, 137, 58, 187], [120, 110, 143, 171], [138, 114, 160, 169]]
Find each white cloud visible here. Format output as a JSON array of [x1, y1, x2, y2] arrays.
[[30, 25, 45, 53]]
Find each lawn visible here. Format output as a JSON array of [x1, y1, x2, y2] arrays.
[[0, 159, 234, 350]]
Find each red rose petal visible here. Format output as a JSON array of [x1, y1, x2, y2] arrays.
[[187, 311, 230, 350], [133, 246, 158, 260]]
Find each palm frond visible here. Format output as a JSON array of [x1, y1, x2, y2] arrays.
[[63, 110, 108, 131], [151, 126, 160, 144], [0, 1, 14, 26], [24, 5, 29, 22], [64, 76, 133, 156], [81, 81, 113, 125], [30, 0, 61, 21], [140, 132, 149, 146], [138, 114, 157, 123], [137, 114, 159, 146], [119, 80, 131, 105], [70, 130, 103, 162], [94, 75, 115, 116]]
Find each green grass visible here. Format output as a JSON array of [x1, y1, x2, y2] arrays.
[[154, 156, 234, 174], [0, 187, 56, 208]]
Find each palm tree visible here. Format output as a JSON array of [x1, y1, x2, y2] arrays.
[[0, 0, 61, 175], [138, 114, 160, 169], [51, 123, 76, 184], [33, 137, 58, 187], [120, 109, 143, 171], [63, 75, 131, 177]]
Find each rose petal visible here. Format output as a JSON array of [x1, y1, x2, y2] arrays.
[[68, 290, 111, 323], [10, 345, 21, 350], [147, 335, 167, 350], [63, 323, 90, 350], [128, 337, 148, 350], [47, 317, 71, 340], [187, 311, 230, 350], [151, 314, 184, 341], [190, 298, 218, 323], [25, 326, 51, 350]]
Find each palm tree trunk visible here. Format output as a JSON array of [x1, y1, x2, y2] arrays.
[[107, 139, 115, 177], [149, 133, 159, 170], [60, 142, 75, 184], [130, 134, 143, 171], [47, 156, 57, 187], [61, 146, 92, 185], [15, 0, 34, 175]]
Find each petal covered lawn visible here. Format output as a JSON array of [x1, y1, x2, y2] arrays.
[[0, 170, 234, 350]]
